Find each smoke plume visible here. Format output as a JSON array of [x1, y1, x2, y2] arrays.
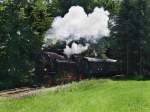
[[64, 43, 89, 57], [44, 6, 110, 56]]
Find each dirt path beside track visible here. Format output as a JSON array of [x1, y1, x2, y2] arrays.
[[0, 84, 71, 99]]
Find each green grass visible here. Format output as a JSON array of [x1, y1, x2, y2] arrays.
[[1, 79, 150, 112]]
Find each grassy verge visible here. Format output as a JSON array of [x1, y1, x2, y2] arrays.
[[0, 79, 150, 112]]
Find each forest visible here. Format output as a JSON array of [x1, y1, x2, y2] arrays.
[[0, 0, 150, 90]]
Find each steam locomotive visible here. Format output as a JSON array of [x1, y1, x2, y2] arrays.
[[35, 51, 118, 85]]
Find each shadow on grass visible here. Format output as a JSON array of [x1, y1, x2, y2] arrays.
[[93, 74, 150, 81]]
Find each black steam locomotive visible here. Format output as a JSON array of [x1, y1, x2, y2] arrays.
[[35, 51, 118, 85]]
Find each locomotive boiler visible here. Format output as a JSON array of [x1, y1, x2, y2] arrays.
[[35, 51, 118, 85]]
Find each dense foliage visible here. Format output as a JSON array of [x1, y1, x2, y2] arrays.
[[0, 0, 52, 89], [110, 0, 150, 76], [0, 0, 150, 90]]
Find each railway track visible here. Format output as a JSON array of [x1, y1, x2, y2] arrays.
[[0, 84, 72, 98], [0, 87, 36, 97]]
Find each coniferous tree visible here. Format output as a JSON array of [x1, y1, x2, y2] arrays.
[[110, 0, 150, 76]]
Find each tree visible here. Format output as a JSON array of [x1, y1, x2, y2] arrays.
[[110, 0, 150, 76], [0, 0, 52, 89], [48, 0, 121, 16]]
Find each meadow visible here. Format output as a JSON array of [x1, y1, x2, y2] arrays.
[[0, 79, 150, 112]]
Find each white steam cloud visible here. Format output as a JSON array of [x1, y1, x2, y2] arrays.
[[44, 6, 110, 56], [64, 43, 89, 57]]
